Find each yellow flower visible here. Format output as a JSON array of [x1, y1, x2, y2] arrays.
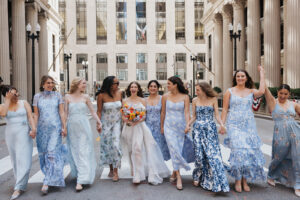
[[140, 111, 145, 117], [129, 113, 136, 120], [96, 136, 101, 142]]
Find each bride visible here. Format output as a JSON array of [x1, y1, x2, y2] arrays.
[[122, 81, 170, 185]]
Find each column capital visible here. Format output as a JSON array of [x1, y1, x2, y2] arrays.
[[222, 4, 233, 19], [233, 0, 245, 10], [213, 13, 223, 25], [25, 1, 41, 12], [38, 10, 48, 19]]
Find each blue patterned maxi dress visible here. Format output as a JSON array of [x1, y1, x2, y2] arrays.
[[99, 101, 122, 168], [146, 96, 170, 161], [224, 88, 266, 181], [67, 102, 96, 185], [192, 106, 229, 192], [268, 102, 300, 189], [164, 100, 191, 171], [33, 91, 66, 187], [5, 100, 33, 191]]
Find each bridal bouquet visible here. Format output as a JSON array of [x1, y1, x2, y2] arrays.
[[120, 104, 145, 123]]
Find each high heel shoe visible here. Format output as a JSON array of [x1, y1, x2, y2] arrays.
[[193, 181, 199, 187], [176, 178, 183, 190], [295, 189, 300, 197], [41, 185, 49, 195], [169, 176, 177, 183], [267, 178, 275, 187], [10, 190, 22, 200], [112, 172, 119, 182], [76, 184, 83, 192], [234, 184, 242, 193]]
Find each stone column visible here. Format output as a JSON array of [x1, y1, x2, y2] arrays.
[[0, 0, 10, 84], [264, 0, 281, 87], [286, 0, 300, 88], [38, 12, 48, 77], [12, 0, 27, 100], [233, 0, 245, 70], [26, 3, 40, 101], [222, 5, 233, 91], [247, 0, 260, 82], [213, 14, 223, 89]]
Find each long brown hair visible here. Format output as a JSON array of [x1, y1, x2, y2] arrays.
[[196, 82, 218, 98], [125, 81, 143, 97], [168, 76, 188, 94], [232, 69, 254, 89], [39, 75, 57, 91]]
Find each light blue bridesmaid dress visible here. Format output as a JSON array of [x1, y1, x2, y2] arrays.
[[146, 96, 170, 161], [268, 102, 300, 189], [67, 102, 96, 185], [164, 100, 191, 171], [224, 88, 266, 181], [5, 100, 33, 191], [33, 91, 66, 187]]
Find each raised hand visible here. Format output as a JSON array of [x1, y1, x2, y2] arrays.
[[5, 91, 14, 101]]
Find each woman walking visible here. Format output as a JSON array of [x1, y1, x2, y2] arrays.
[[145, 80, 170, 161], [221, 66, 266, 192], [161, 76, 191, 190], [65, 78, 102, 191], [33, 75, 67, 195], [97, 76, 122, 181], [265, 84, 300, 197], [188, 82, 229, 192], [122, 81, 169, 185], [0, 85, 36, 200]]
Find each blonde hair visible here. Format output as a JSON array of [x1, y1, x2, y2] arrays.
[[70, 77, 85, 94]]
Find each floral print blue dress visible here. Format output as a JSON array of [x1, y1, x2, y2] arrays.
[[33, 91, 66, 187], [146, 96, 170, 161], [192, 106, 229, 192], [268, 102, 300, 189], [99, 101, 122, 168], [164, 100, 191, 171], [224, 88, 266, 181]]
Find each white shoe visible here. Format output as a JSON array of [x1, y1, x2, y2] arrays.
[[267, 178, 276, 187], [10, 190, 22, 200], [295, 189, 300, 197]]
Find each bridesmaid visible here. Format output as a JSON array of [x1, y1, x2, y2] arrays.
[[33, 75, 67, 195], [65, 77, 102, 191], [97, 76, 122, 181], [221, 66, 266, 192], [145, 80, 170, 161], [265, 84, 300, 197], [0, 85, 36, 200], [188, 82, 229, 193], [161, 76, 191, 190]]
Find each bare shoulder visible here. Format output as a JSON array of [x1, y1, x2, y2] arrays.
[[139, 97, 146, 104]]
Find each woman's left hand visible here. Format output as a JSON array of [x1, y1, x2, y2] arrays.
[[184, 125, 190, 134], [29, 129, 36, 139], [97, 123, 102, 133]]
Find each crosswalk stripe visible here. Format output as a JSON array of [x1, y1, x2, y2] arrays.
[[28, 165, 71, 183], [0, 147, 38, 176]]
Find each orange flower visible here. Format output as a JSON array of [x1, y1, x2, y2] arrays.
[[140, 111, 145, 117], [124, 104, 129, 108], [136, 111, 140, 115], [120, 108, 123, 113]]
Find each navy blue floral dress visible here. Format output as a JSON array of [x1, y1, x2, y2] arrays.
[[146, 96, 170, 161], [192, 106, 229, 192]]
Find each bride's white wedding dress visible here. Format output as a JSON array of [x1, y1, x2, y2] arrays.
[[122, 102, 170, 185]]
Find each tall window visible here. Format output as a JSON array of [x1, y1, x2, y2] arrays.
[[208, 35, 212, 71], [58, 0, 66, 40], [156, 0, 166, 43], [76, 54, 88, 79], [76, 0, 87, 44], [280, 1, 284, 50], [175, 0, 185, 43], [116, 53, 128, 81], [194, 0, 204, 42], [156, 53, 167, 80], [136, 0, 146, 44], [116, 0, 127, 43], [96, 53, 108, 81], [96, 0, 107, 43], [52, 35, 56, 72], [197, 53, 205, 80], [136, 53, 147, 80], [175, 53, 186, 79], [260, 0, 264, 56]]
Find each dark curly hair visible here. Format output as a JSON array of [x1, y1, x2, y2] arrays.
[[278, 84, 291, 92], [125, 81, 143, 98], [168, 76, 188, 94], [0, 85, 17, 97], [147, 80, 161, 89], [96, 76, 116, 97], [232, 69, 254, 89]]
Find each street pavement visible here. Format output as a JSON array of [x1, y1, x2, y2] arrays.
[[0, 105, 299, 200]]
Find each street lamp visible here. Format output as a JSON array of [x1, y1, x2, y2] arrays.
[[64, 50, 72, 91], [190, 55, 199, 98], [82, 60, 88, 81], [229, 22, 242, 71], [26, 23, 40, 102]]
